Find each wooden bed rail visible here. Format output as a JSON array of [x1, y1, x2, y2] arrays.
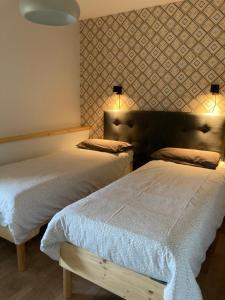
[[60, 242, 165, 300], [0, 126, 90, 144]]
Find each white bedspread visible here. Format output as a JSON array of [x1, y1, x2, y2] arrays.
[[0, 148, 132, 244], [41, 160, 225, 300]]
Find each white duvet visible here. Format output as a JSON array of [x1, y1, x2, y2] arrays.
[[41, 160, 225, 300], [0, 148, 132, 244]]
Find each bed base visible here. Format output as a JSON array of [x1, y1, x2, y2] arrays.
[[60, 242, 165, 300], [0, 223, 45, 272]]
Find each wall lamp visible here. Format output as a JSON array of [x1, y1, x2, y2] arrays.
[[210, 84, 220, 113], [113, 86, 123, 95], [210, 84, 220, 94], [113, 85, 123, 109]]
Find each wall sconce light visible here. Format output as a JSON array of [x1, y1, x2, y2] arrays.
[[210, 84, 220, 94], [113, 85, 123, 109], [210, 84, 220, 113]]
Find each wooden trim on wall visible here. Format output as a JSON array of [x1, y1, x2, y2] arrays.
[[0, 126, 90, 145]]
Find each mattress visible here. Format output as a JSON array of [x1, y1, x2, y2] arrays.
[[0, 147, 132, 244], [41, 160, 225, 300]]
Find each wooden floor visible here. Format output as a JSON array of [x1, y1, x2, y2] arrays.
[[0, 220, 225, 300]]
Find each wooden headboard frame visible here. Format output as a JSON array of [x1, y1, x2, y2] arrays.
[[104, 110, 225, 169]]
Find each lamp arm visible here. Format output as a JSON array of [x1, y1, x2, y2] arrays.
[[211, 94, 217, 113]]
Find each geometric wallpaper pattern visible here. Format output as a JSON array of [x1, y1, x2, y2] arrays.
[[80, 0, 225, 138]]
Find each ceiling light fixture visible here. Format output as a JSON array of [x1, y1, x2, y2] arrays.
[[20, 0, 80, 26]]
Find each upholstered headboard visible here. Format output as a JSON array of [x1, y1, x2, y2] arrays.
[[104, 111, 225, 169]]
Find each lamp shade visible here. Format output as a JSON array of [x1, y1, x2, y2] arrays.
[[20, 0, 80, 26], [210, 84, 220, 94]]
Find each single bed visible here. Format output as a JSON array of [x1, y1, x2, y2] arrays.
[[41, 111, 225, 300], [41, 159, 225, 300], [0, 145, 132, 271]]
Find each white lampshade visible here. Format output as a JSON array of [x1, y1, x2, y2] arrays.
[[20, 0, 80, 26]]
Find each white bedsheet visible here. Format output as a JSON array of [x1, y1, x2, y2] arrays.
[[0, 148, 132, 244], [41, 160, 225, 300]]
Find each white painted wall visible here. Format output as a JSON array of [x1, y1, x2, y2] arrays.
[[0, 129, 89, 166], [78, 0, 183, 19], [0, 0, 80, 138]]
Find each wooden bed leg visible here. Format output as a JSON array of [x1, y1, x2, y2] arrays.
[[16, 243, 26, 272], [63, 268, 72, 300]]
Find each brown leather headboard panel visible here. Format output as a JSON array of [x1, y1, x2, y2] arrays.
[[104, 111, 225, 169]]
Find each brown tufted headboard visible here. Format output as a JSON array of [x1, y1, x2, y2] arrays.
[[104, 111, 225, 169]]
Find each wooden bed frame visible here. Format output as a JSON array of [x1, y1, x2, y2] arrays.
[[56, 111, 225, 299], [60, 242, 165, 300], [0, 126, 89, 272], [0, 125, 133, 273], [0, 224, 45, 272]]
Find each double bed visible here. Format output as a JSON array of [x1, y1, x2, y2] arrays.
[[0, 144, 132, 271], [41, 111, 225, 300]]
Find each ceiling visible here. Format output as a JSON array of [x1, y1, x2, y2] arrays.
[[78, 0, 183, 20]]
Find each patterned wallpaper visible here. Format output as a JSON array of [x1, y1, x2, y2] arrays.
[[80, 0, 225, 138]]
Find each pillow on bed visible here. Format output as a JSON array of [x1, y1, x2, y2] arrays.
[[77, 139, 133, 153], [151, 147, 221, 169]]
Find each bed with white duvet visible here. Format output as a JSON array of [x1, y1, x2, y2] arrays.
[[0, 147, 132, 244], [41, 159, 225, 300]]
